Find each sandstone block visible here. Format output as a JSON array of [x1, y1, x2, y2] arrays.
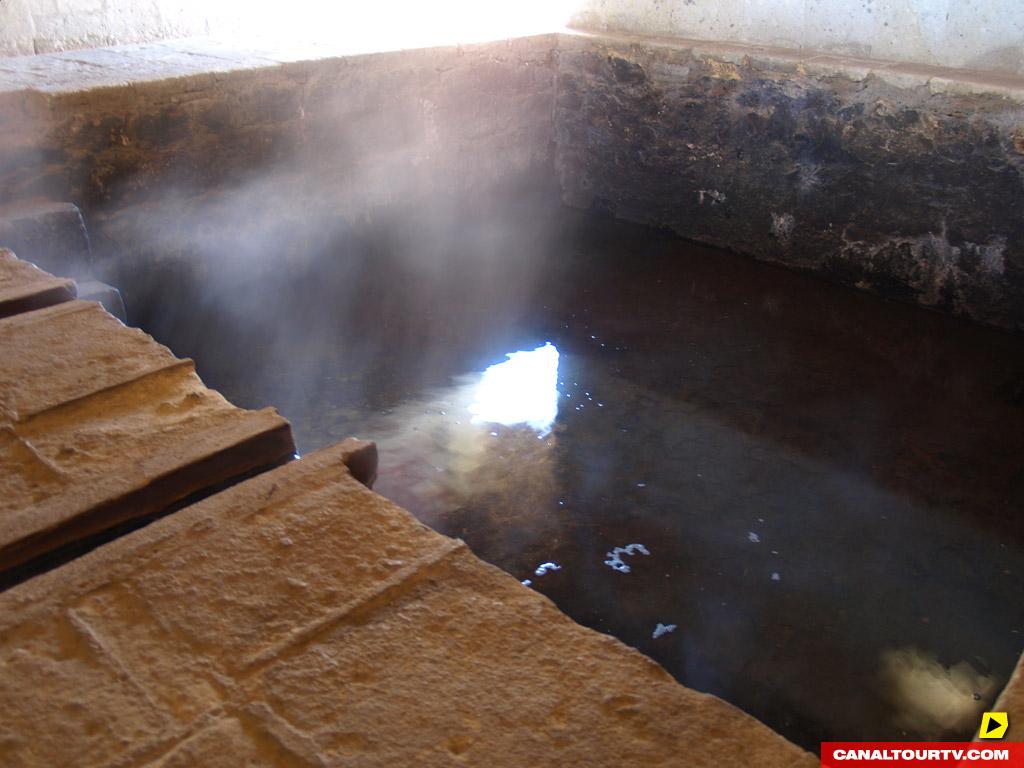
[[0, 300, 294, 578], [0, 247, 76, 318], [0, 439, 814, 767]]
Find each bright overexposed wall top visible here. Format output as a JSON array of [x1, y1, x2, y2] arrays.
[[0, 0, 574, 58], [2, 0, 1021, 76], [571, 0, 1024, 75]]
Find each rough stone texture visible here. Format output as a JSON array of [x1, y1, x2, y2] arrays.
[[4, 33, 1024, 329], [0, 36, 560, 339], [0, 35, 559, 213], [0, 439, 815, 767], [0, 299, 294, 575], [3, 35, 1024, 330], [0, 199, 91, 276], [555, 31, 1024, 331], [0, 246, 76, 317]]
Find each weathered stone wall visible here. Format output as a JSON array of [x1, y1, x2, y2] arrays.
[[0, 0, 189, 57], [555, 33, 1024, 330], [570, 0, 1024, 76], [0, 35, 560, 313], [0, 35, 558, 225], [2, 32, 1023, 330]]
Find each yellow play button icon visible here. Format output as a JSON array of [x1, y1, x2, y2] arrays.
[[979, 712, 1009, 739]]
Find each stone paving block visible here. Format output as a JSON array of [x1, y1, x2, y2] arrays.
[[0, 247, 76, 318], [0, 440, 814, 768], [0, 301, 171, 417], [0, 299, 294, 576]]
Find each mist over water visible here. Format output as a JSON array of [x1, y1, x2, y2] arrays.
[[4, 8, 1018, 752], [96, 171, 1024, 751]]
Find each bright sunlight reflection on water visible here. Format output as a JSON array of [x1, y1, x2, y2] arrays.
[[469, 342, 560, 435]]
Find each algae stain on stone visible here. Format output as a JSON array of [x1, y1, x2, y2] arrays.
[[770, 212, 795, 247]]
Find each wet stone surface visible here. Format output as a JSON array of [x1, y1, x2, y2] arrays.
[[122, 203, 1024, 751], [554, 36, 1024, 332]]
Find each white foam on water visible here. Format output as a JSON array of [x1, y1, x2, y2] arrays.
[[604, 543, 650, 573]]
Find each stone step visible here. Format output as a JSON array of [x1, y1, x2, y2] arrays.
[[0, 439, 814, 767], [0, 199, 92, 278], [0, 247, 77, 318], [0, 300, 295, 581]]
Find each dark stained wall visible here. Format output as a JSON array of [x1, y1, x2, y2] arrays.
[[555, 34, 1024, 331]]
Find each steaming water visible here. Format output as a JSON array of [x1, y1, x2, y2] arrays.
[[120, 205, 1024, 751]]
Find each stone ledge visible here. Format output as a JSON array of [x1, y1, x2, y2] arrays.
[[1, 30, 1021, 100], [0, 439, 815, 767], [561, 29, 1024, 99], [0, 299, 295, 576], [0, 247, 76, 318], [0, 33, 562, 96], [0, 33, 559, 215]]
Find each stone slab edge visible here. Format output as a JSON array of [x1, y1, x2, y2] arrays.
[[0, 438, 373, 611], [0, 403, 295, 572], [560, 29, 1024, 101], [0, 33, 563, 97], [0, 30, 1020, 101], [0, 438, 816, 767], [0, 247, 76, 317]]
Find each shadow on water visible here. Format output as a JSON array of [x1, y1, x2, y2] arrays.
[[108, 196, 1024, 751]]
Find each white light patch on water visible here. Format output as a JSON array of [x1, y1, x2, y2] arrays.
[[469, 342, 560, 435]]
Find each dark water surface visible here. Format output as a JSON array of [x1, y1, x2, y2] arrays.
[[123, 203, 1024, 750]]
